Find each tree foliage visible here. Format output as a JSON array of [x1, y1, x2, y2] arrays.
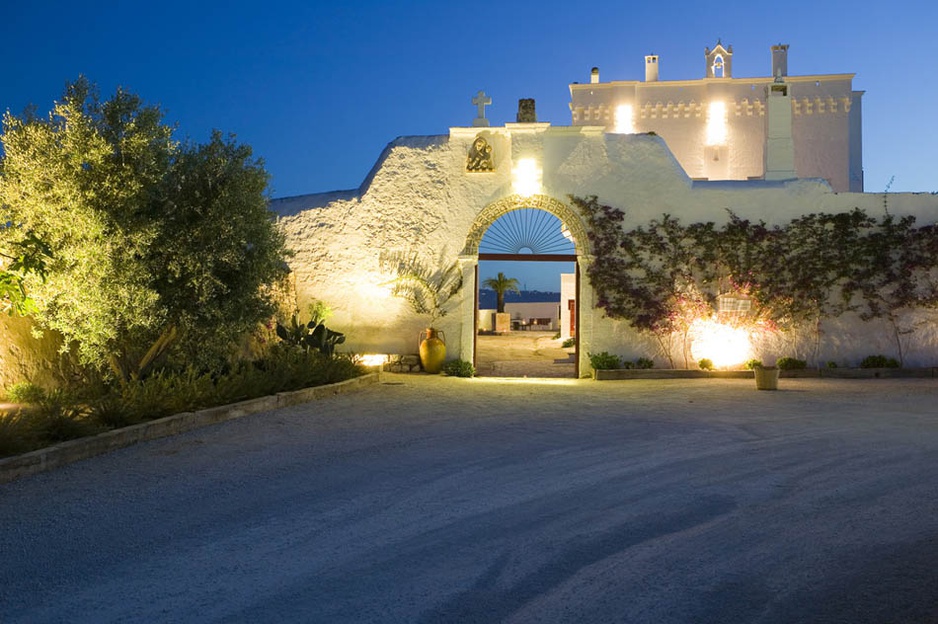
[[481, 272, 521, 313], [0, 77, 287, 378], [0, 231, 52, 315]]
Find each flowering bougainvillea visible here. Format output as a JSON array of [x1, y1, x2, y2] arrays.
[[571, 195, 938, 367]]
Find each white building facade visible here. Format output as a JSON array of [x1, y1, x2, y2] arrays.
[[272, 42, 936, 374], [273, 128, 938, 373], [569, 43, 864, 192]]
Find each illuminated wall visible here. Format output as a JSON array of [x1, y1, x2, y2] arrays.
[[273, 124, 938, 371], [569, 44, 863, 192]]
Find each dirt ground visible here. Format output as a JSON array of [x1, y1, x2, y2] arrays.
[[475, 330, 575, 377]]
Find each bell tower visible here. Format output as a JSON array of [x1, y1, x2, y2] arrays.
[[705, 41, 733, 78]]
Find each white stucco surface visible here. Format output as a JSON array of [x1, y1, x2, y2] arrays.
[[272, 124, 938, 372], [569, 43, 862, 192]]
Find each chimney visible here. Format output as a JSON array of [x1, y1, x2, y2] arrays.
[[590, 67, 600, 84], [517, 99, 537, 123], [764, 80, 796, 181], [772, 44, 789, 78], [645, 55, 659, 82]]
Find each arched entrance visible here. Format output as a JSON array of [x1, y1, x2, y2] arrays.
[[461, 194, 590, 377]]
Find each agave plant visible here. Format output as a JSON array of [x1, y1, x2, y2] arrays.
[[276, 309, 346, 356]]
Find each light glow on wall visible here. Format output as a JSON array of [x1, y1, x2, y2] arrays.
[[359, 354, 388, 367], [560, 223, 574, 242], [614, 104, 634, 134], [512, 158, 542, 197], [705, 101, 727, 146], [689, 318, 753, 368], [355, 280, 393, 302]]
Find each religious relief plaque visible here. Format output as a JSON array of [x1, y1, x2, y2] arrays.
[[466, 135, 494, 172]]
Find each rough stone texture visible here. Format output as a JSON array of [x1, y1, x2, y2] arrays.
[[270, 126, 938, 373], [0, 315, 68, 389], [516, 98, 537, 123], [382, 354, 423, 373]]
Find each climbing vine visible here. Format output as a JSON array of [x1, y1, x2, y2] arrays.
[[571, 195, 938, 367]]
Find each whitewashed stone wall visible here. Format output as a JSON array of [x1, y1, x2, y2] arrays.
[[571, 45, 862, 192], [560, 273, 576, 340], [272, 125, 938, 372]]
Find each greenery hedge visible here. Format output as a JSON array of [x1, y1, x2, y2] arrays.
[[0, 347, 364, 458]]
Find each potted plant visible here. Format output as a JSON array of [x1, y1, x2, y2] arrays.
[[387, 255, 464, 373], [746, 358, 779, 391]]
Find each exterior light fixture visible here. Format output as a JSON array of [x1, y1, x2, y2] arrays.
[[705, 101, 727, 146], [360, 354, 389, 367], [512, 158, 542, 197], [689, 318, 752, 368], [614, 104, 634, 134]]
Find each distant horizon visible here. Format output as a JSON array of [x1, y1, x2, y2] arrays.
[[478, 287, 562, 310], [478, 287, 562, 295], [479, 260, 574, 294]]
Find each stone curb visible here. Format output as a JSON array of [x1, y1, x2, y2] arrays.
[[592, 368, 938, 380], [0, 373, 380, 485]]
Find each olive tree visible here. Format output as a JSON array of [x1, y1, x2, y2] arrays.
[[0, 78, 287, 379]]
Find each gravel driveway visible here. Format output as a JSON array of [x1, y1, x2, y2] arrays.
[[2, 375, 938, 623]]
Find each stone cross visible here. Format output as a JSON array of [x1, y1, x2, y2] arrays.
[[472, 90, 492, 127]]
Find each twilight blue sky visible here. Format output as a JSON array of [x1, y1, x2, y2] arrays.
[[3, 1, 936, 289]]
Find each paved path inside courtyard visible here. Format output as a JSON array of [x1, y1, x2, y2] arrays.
[[476, 331, 575, 377], [3, 376, 938, 623]]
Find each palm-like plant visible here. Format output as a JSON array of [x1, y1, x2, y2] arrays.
[[386, 254, 464, 328], [482, 272, 521, 313]]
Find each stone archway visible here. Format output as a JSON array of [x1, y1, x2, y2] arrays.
[[461, 194, 591, 377], [461, 194, 591, 257]]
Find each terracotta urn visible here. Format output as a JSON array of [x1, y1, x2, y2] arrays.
[[419, 328, 446, 374]]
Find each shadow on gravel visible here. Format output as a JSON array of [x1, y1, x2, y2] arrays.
[[417, 495, 737, 623]]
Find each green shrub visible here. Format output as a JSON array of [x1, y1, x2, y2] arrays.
[[0, 411, 38, 457], [0, 345, 365, 458], [32, 390, 101, 443], [276, 310, 346, 356], [860, 355, 900, 368], [698, 358, 714, 371], [561, 337, 576, 348], [5, 382, 46, 404], [634, 357, 654, 369], [88, 396, 140, 430], [777, 357, 807, 370], [117, 372, 193, 422], [826, 361, 838, 369], [744, 359, 763, 370], [589, 351, 621, 370], [552, 331, 561, 340], [442, 359, 475, 378]]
